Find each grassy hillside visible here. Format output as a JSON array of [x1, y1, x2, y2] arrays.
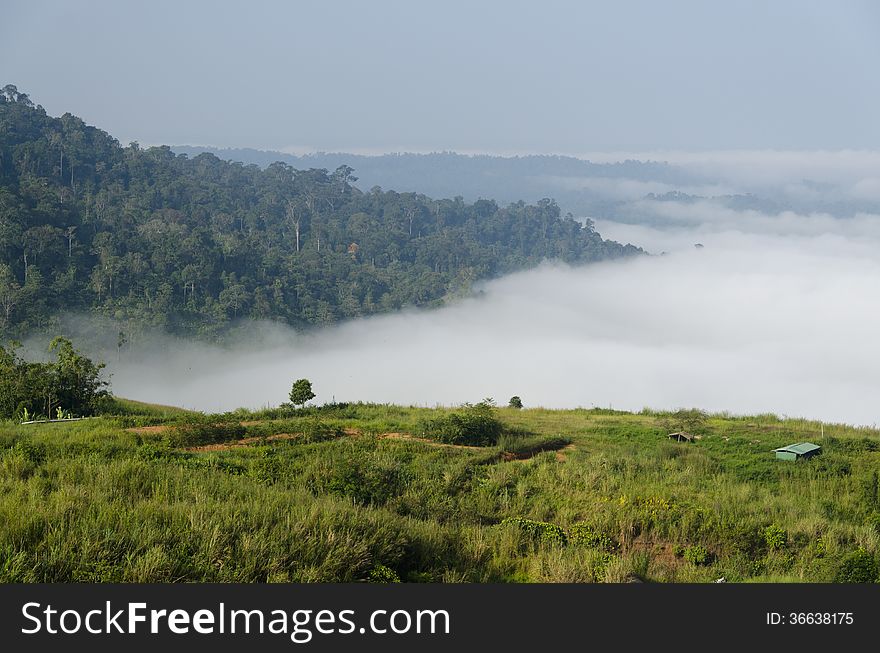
[[1, 403, 878, 583]]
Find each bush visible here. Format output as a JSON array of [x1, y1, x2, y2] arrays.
[[166, 416, 245, 447], [508, 396, 523, 409], [417, 401, 503, 446], [824, 436, 879, 454], [568, 524, 617, 552], [501, 517, 567, 546], [250, 450, 283, 484], [764, 524, 787, 551], [660, 408, 708, 435], [326, 455, 408, 506], [683, 545, 710, 566], [300, 419, 344, 444], [367, 565, 401, 583], [835, 549, 878, 583]]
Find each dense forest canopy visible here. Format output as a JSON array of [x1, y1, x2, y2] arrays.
[[0, 85, 640, 341]]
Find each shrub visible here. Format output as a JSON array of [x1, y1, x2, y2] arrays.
[[660, 408, 708, 435], [367, 565, 401, 583], [508, 396, 523, 409], [250, 450, 283, 484], [824, 436, 879, 454], [417, 401, 503, 446], [326, 455, 408, 506], [568, 524, 618, 552], [683, 545, 710, 566], [835, 549, 878, 583], [501, 517, 567, 546], [764, 524, 787, 551], [136, 443, 177, 462], [166, 416, 245, 447], [300, 419, 344, 444]]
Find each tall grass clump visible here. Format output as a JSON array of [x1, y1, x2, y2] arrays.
[[417, 401, 503, 446], [165, 415, 246, 447]]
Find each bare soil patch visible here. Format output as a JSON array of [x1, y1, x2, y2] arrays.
[[380, 432, 484, 450], [126, 425, 170, 436], [184, 433, 299, 452]]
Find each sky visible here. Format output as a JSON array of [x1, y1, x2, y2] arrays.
[[4, 0, 880, 153]]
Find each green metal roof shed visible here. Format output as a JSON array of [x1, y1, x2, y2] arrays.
[[773, 442, 821, 461]]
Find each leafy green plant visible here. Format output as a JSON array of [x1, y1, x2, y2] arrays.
[[501, 517, 568, 546], [764, 524, 787, 551], [166, 417, 246, 447], [367, 565, 401, 583], [810, 536, 828, 558], [300, 419, 344, 443], [568, 524, 618, 552], [325, 454, 408, 506], [835, 549, 878, 583], [417, 401, 503, 446], [250, 450, 283, 484], [683, 545, 710, 566]]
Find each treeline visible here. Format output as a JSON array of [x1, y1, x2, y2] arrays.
[[0, 337, 109, 420], [173, 145, 695, 212], [0, 84, 640, 340]]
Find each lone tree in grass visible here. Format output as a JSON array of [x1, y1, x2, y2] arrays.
[[508, 396, 523, 409], [289, 378, 315, 408]]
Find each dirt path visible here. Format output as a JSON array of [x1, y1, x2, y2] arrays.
[[184, 433, 300, 452], [126, 418, 296, 437], [126, 425, 170, 436], [130, 422, 574, 462], [379, 432, 485, 450], [182, 431, 484, 454], [502, 442, 576, 463]]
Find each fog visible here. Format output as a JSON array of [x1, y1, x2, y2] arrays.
[[94, 169, 880, 425]]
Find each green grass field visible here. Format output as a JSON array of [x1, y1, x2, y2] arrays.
[[1, 401, 878, 583]]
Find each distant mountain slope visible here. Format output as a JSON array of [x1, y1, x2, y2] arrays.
[[171, 146, 699, 214], [0, 85, 641, 341], [174, 147, 880, 220]]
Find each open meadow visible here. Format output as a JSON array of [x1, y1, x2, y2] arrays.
[[2, 400, 878, 583]]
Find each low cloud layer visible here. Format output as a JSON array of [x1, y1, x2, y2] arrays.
[[81, 152, 880, 426], [99, 214, 880, 425]]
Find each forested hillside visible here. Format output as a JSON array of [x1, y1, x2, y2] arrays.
[[173, 145, 694, 214], [0, 85, 640, 339]]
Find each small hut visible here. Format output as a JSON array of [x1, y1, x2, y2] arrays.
[[773, 442, 821, 461], [668, 431, 696, 443]]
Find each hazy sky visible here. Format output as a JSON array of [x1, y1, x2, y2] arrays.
[[4, 0, 880, 152]]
